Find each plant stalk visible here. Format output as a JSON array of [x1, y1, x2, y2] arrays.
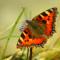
[[29, 47, 32, 60]]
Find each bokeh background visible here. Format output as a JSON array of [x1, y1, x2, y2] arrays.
[[0, 0, 60, 60]]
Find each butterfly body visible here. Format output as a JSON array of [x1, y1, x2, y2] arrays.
[[17, 7, 57, 48]]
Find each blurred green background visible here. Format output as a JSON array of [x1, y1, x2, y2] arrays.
[[0, 0, 60, 60]]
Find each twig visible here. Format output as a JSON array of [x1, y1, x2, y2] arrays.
[[29, 47, 32, 60]]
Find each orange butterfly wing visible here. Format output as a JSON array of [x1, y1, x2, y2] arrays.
[[17, 7, 57, 48]]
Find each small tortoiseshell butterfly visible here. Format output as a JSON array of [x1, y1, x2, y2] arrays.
[[17, 7, 57, 48]]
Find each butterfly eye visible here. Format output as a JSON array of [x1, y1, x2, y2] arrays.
[[42, 20, 46, 24]]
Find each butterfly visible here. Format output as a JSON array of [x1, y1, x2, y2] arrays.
[[17, 7, 57, 48]]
